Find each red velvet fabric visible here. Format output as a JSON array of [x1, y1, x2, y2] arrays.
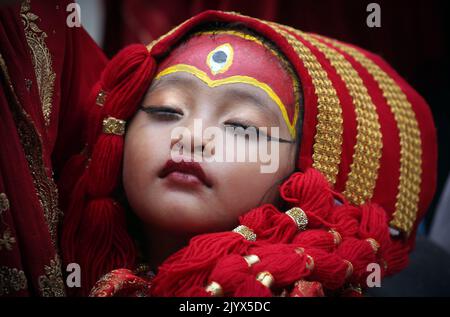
[[0, 0, 107, 296]]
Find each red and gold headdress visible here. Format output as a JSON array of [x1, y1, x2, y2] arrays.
[[61, 10, 437, 296]]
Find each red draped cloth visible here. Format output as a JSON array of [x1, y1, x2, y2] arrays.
[[0, 0, 107, 296]]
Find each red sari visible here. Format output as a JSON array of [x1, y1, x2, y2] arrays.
[[0, 0, 107, 296]]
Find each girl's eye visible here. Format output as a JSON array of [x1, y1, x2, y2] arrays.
[[224, 120, 284, 142], [224, 121, 262, 139], [140, 106, 183, 121]]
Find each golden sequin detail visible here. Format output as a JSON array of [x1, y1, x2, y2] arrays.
[[300, 32, 382, 205], [232, 225, 257, 241], [102, 117, 126, 136], [21, 0, 56, 126], [318, 35, 422, 236], [285, 207, 308, 230]]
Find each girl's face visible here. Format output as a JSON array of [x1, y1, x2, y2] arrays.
[[123, 37, 299, 236]]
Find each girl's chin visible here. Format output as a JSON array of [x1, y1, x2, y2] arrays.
[[140, 202, 234, 234]]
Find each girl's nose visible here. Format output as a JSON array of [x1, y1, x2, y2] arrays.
[[170, 118, 215, 159]]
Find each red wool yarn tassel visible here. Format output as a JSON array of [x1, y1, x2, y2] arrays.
[[76, 198, 136, 293], [152, 203, 295, 296], [248, 244, 313, 288], [279, 169, 336, 221], [244, 204, 301, 243], [336, 238, 378, 286], [327, 204, 361, 238], [86, 134, 124, 197], [61, 173, 88, 278], [358, 204, 391, 248], [293, 229, 340, 252], [382, 239, 409, 276], [151, 229, 257, 296], [234, 275, 273, 297], [304, 248, 349, 290], [207, 255, 257, 296], [357, 203, 393, 277], [238, 204, 291, 240], [259, 214, 301, 243], [61, 44, 156, 296]]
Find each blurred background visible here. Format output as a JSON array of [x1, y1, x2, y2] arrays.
[[77, 0, 450, 295]]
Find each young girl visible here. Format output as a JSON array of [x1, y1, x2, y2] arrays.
[[60, 10, 437, 297]]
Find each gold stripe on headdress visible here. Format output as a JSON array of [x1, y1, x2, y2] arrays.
[[299, 32, 383, 205], [317, 35, 422, 236], [266, 22, 343, 186]]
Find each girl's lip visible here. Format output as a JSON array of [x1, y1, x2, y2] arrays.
[[158, 159, 213, 188]]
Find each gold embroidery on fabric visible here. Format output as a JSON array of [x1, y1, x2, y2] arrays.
[[20, 0, 56, 126], [0, 266, 28, 296], [266, 22, 343, 185], [38, 255, 65, 297], [0, 55, 62, 248], [90, 269, 152, 297], [0, 229, 16, 251], [89, 271, 115, 297], [317, 36, 422, 236], [301, 33, 382, 205], [0, 194, 16, 252], [0, 193, 9, 215], [102, 116, 126, 136]]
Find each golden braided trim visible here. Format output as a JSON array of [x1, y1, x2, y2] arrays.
[[301, 32, 382, 205], [317, 35, 422, 236], [266, 22, 343, 185]]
